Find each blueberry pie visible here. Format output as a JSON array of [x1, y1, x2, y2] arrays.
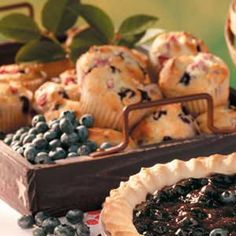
[[101, 153, 236, 235], [159, 53, 229, 115]]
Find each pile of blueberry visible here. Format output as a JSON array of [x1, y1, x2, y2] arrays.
[[3, 111, 100, 164], [18, 209, 89, 236]]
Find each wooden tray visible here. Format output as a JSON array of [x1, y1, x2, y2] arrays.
[[0, 38, 236, 216]]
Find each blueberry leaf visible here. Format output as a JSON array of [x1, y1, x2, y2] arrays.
[[42, 0, 79, 36], [118, 14, 158, 37], [116, 32, 145, 48], [0, 13, 41, 43], [15, 40, 66, 63], [72, 4, 114, 43], [70, 27, 104, 62]]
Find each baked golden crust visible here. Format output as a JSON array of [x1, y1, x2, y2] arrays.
[[149, 31, 208, 75], [159, 53, 230, 115], [88, 128, 136, 150], [196, 106, 236, 133], [131, 103, 199, 146], [101, 153, 236, 236], [0, 63, 47, 91]]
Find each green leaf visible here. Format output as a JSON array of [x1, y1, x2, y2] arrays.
[[15, 40, 66, 63], [136, 28, 165, 45], [70, 27, 104, 62], [72, 4, 114, 43], [116, 32, 145, 48], [42, 0, 78, 36], [0, 13, 41, 43], [118, 14, 158, 37]]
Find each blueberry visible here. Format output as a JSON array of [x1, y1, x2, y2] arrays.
[[68, 144, 79, 153], [68, 152, 78, 158], [34, 211, 50, 227], [100, 142, 112, 150], [23, 134, 36, 144], [60, 111, 76, 123], [61, 133, 79, 147], [12, 133, 22, 142], [24, 146, 37, 163], [17, 215, 34, 229], [210, 174, 234, 187], [12, 145, 20, 152], [179, 72, 191, 86], [51, 122, 62, 135], [48, 119, 58, 128], [220, 190, 236, 204], [80, 114, 94, 128], [85, 140, 97, 152], [42, 217, 60, 234], [76, 125, 88, 142], [54, 224, 76, 236], [209, 228, 229, 236], [60, 118, 74, 134], [11, 140, 21, 147], [19, 132, 28, 143], [16, 127, 29, 136], [175, 228, 191, 236], [49, 147, 67, 160], [77, 145, 91, 156], [49, 139, 62, 150], [4, 134, 13, 145], [33, 227, 46, 236], [44, 130, 58, 142], [190, 208, 207, 220], [36, 122, 49, 133], [35, 152, 53, 164], [178, 216, 198, 227], [66, 209, 84, 224], [16, 147, 24, 155], [152, 223, 167, 234], [76, 223, 90, 236], [33, 138, 48, 150], [151, 209, 169, 221], [32, 114, 46, 127], [28, 127, 38, 135]]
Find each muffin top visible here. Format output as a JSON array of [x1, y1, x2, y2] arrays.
[[76, 45, 150, 85], [131, 103, 199, 146], [159, 53, 230, 99], [80, 65, 162, 111], [0, 63, 46, 81], [0, 83, 32, 104], [196, 106, 236, 134], [149, 31, 208, 74]]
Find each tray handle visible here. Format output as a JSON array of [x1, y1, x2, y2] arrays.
[[91, 93, 236, 157], [0, 2, 34, 18]]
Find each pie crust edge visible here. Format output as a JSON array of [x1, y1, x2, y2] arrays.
[[100, 153, 236, 236]]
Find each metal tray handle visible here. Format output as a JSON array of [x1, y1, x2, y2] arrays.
[[0, 2, 34, 18], [91, 93, 236, 157]]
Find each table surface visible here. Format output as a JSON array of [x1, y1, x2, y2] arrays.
[[0, 199, 102, 236]]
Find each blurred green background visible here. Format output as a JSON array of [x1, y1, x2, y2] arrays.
[[0, 0, 236, 87]]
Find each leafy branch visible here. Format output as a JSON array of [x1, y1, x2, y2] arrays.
[[0, 0, 159, 63]]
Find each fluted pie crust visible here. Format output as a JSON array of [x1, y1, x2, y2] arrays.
[[101, 153, 236, 236]]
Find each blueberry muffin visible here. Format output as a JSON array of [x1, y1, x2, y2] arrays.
[[149, 31, 208, 75], [0, 63, 47, 91], [0, 83, 33, 132], [196, 106, 236, 134], [159, 53, 230, 115], [88, 128, 136, 150], [44, 99, 81, 122], [34, 80, 80, 113], [76, 45, 150, 85], [79, 65, 162, 130], [131, 104, 199, 146]]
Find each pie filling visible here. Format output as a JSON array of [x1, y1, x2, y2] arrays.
[[133, 174, 236, 235]]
